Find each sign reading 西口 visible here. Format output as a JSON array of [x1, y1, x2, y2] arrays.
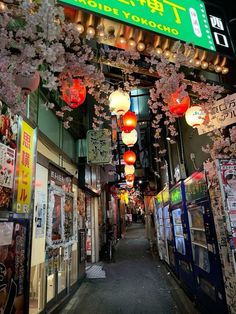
[[60, 0, 217, 52], [198, 93, 236, 135]]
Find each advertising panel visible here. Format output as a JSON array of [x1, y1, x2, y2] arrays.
[[60, 0, 216, 51], [15, 118, 37, 213]]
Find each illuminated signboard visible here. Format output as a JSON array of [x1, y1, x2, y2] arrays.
[[170, 185, 182, 205], [60, 0, 217, 52]]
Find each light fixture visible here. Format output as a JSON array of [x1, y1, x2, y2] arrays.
[[86, 26, 95, 37], [121, 111, 137, 133], [222, 67, 229, 75], [185, 106, 207, 128], [61, 78, 86, 109], [215, 65, 222, 73], [97, 25, 105, 37], [108, 90, 130, 116], [169, 89, 190, 117], [195, 59, 201, 67], [124, 165, 135, 175], [166, 136, 171, 141], [124, 150, 136, 165], [76, 23, 84, 34], [156, 47, 163, 55], [137, 41, 145, 52], [0, 2, 6, 10], [122, 130, 138, 147], [201, 61, 208, 69], [118, 35, 127, 44], [164, 50, 171, 58], [128, 38, 136, 49]]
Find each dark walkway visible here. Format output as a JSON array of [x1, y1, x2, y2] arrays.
[[60, 223, 198, 314]]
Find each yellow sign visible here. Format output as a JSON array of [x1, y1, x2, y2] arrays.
[[16, 119, 36, 213]]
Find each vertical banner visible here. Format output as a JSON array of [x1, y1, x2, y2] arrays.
[[15, 118, 37, 213]]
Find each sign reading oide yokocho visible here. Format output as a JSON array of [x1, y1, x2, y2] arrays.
[[60, 0, 217, 52]]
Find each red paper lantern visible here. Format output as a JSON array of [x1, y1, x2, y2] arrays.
[[121, 111, 137, 133], [123, 151, 136, 165], [169, 89, 190, 117], [62, 78, 86, 109], [125, 174, 135, 182]]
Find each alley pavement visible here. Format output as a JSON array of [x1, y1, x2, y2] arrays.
[[59, 223, 199, 314]]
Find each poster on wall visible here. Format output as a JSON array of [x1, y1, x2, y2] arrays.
[[218, 159, 236, 249], [48, 163, 72, 193], [0, 105, 18, 211], [64, 193, 74, 242], [35, 191, 46, 238], [47, 187, 65, 247], [0, 220, 28, 314]]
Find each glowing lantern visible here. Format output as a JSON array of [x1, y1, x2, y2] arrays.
[[62, 78, 86, 109], [126, 181, 134, 188], [185, 106, 207, 128], [109, 90, 130, 116], [121, 130, 137, 147], [125, 174, 135, 182], [121, 111, 137, 133], [123, 151, 136, 165], [124, 165, 135, 175], [169, 89, 190, 117]]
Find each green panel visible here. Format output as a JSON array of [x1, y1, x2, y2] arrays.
[[184, 172, 207, 202], [162, 188, 169, 203], [170, 185, 182, 205], [156, 192, 163, 206], [38, 103, 60, 146], [62, 129, 76, 160], [60, 0, 216, 51]]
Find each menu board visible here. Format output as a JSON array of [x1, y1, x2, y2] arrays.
[[172, 208, 186, 255], [0, 220, 28, 313]]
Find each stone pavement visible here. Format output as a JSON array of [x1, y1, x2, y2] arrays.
[[59, 223, 199, 314]]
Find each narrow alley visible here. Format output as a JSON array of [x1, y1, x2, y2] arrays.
[[58, 224, 198, 314]]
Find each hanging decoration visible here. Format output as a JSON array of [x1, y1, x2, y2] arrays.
[[15, 71, 40, 95], [108, 90, 130, 116], [62, 78, 86, 109], [125, 174, 135, 182], [121, 111, 137, 133], [169, 89, 190, 117], [185, 106, 207, 128], [123, 150, 136, 165], [121, 129, 137, 147], [124, 165, 135, 175]]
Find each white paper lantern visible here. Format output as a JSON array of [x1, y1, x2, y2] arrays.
[[15, 71, 40, 94], [108, 90, 130, 116], [185, 106, 207, 128], [126, 180, 134, 188], [124, 165, 135, 175], [121, 129, 137, 147]]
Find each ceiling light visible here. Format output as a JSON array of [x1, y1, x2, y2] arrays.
[[76, 23, 84, 34], [137, 41, 145, 52]]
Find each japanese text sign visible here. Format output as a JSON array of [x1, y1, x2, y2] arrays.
[[198, 93, 236, 135], [87, 129, 112, 164], [60, 0, 217, 52], [15, 118, 37, 213]]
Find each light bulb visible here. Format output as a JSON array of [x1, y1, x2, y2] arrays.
[[195, 59, 201, 67], [76, 23, 84, 34], [137, 41, 145, 52], [128, 38, 136, 48], [118, 35, 127, 44], [156, 47, 163, 55], [222, 67, 229, 75], [201, 61, 208, 69], [215, 65, 222, 73], [87, 26, 95, 37], [0, 2, 6, 10], [164, 50, 170, 58]]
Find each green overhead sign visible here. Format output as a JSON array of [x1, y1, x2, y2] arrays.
[[59, 0, 216, 51]]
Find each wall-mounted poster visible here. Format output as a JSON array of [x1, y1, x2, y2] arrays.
[[64, 193, 74, 242], [35, 191, 46, 238], [47, 187, 65, 247], [0, 220, 28, 314]]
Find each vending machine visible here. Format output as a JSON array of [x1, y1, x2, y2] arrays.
[[154, 191, 164, 260], [170, 181, 196, 297], [184, 171, 227, 314]]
